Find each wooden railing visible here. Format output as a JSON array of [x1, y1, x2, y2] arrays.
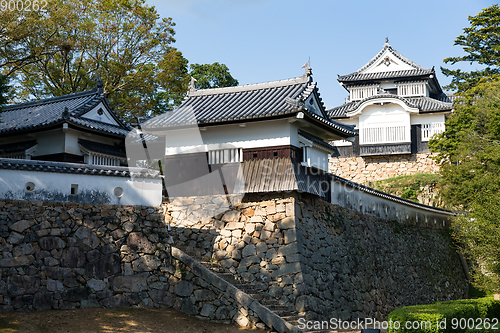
[[208, 148, 243, 165], [361, 125, 407, 144], [421, 122, 445, 141]]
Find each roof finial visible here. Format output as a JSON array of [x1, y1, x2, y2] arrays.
[[95, 74, 104, 93], [189, 76, 197, 92], [385, 36, 389, 46], [302, 61, 312, 79], [62, 106, 70, 119]]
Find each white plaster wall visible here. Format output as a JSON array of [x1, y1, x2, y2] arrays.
[[34, 129, 65, 156], [363, 50, 415, 74], [81, 102, 120, 126], [308, 146, 329, 171], [359, 104, 411, 143], [330, 180, 452, 228], [162, 120, 292, 155], [379, 82, 396, 89], [410, 113, 446, 125], [64, 129, 123, 156], [0, 168, 162, 206]]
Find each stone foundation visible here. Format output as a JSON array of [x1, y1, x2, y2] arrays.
[[295, 193, 467, 320], [164, 193, 301, 304], [0, 192, 467, 326], [163, 191, 468, 320], [0, 199, 270, 330], [329, 153, 439, 184]]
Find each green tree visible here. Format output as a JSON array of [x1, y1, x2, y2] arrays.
[[441, 4, 500, 92], [430, 80, 500, 293], [454, 192, 500, 292], [429, 79, 500, 209], [0, 5, 70, 76], [0, 75, 8, 110], [3, 0, 189, 122], [189, 62, 238, 89]]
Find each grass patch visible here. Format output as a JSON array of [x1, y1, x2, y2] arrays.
[[388, 297, 500, 333], [366, 173, 441, 204], [0, 316, 21, 333]]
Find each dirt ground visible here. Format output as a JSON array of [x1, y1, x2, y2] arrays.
[[0, 307, 268, 333]]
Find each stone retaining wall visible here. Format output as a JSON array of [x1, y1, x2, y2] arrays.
[[329, 153, 439, 184], [164, 193, 301, 306], [0, 193, 467, 326], [0, 199, 272, 330], [164, 191, 468, 320], [294, 193, 467, 320]]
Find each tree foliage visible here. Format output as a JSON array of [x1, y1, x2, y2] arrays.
[[453, 192, 500, 292], [433, 5, 500, 293], [189, 62, 238, 89], [1, 0, 189, 121], [0, 75, 8, 110], [429, 79, 500, 209], [441, 5, 500, 92], [430, 79, 500, 292], [0, 5, 69, 76]]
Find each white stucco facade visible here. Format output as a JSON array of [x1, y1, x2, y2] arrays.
[[0, 160, 162, 206]]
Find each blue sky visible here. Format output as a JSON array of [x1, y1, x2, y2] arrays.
[[146, 0, 497, 109]]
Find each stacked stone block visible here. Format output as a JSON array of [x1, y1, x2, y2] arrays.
[[329, 153, 439, 184], [0, 199, 272, 330], [164, 193, 303, 308], [164, 191, 468, 321]]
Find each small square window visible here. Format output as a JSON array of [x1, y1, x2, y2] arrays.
[[71, 184, 78, 195]]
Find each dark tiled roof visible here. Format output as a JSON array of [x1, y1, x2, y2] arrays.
[[0, 87, 131, 137], [0, 140, 37, 155], [339, 42, 433, 83], [144, 74, 355, 137], [338, 69, 434, 83], [0, 158, 160, 178], [70, 116, 130, 136], [406, 97, 453, 113], [78, 139, 126, 158], [437, 92, 456, 103], [298, 130, 336, 151], [328, 102, 357, 118], [327, 94, 453, 118]]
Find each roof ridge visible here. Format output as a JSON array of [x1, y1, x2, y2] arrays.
[[72, 115, 131, 130], [338, 68, 434, 81], [187, 75, 310, 97], [2, 87, 101, 111], [408, 96, 453, 106], [341, 43, 431, 78]]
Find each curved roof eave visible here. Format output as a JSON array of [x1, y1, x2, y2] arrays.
[[345, 95, 420, 117]]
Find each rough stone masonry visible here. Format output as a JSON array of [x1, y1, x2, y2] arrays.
[[0, 199, 271, 330], [164, 191, 468, 320], [0, 191, 468, 327]]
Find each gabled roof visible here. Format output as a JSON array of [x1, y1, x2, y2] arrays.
[[0, 86, 131, 137], [144, 68, 355, 138], [338, 40, 435, 84], [327, 94, 453, 118]]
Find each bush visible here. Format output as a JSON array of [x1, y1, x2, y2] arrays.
[[387, 297, 500, 333], [366, 173, 443, 206]]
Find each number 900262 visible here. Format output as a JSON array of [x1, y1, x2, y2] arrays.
[[0, 0, 47, 12], [451, 317, 499, 330]]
